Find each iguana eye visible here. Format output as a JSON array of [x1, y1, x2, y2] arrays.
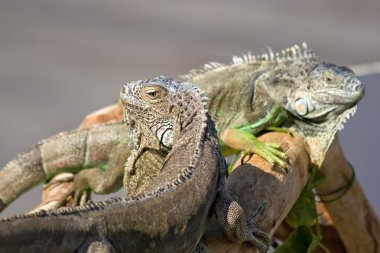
[[322, 72, 339, 87], [325, 76, 333, 83], [146, 90, 158, 99], [141, 85, 167, 103]]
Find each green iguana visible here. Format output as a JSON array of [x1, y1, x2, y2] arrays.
[[0, 43, 364, 213], [0, 76, 270, 253]]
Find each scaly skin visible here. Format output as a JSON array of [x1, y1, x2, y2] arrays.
[[0, 123, 130, 212], [0, 77, 269, 253], [0, 43, 364, 213]]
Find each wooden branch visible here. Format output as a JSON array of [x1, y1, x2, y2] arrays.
[[201, 132, 310, 252], [79, 103, 123, 129], [316, 136, 380, 253]]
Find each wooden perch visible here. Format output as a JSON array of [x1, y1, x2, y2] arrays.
[[316, 136, 380, 253], [201, 132, 310, 253], [79, 103, 123, 128]]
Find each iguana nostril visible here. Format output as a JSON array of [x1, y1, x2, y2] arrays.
[[353, 82, 365, 96]]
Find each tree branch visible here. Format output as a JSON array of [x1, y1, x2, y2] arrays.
[[316, 136, 380, 253], [201, 132, 310, 252]]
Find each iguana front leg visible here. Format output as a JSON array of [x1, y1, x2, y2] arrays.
[[38, 167, 123, 209], [39, 141, 129, 209], [70, 165, 124, 205], [220, 105, 288, 168], [221, 128, 288, 168]]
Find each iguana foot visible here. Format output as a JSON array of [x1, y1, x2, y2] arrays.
[[240, 137, 288, 169], [43, 172, 92, 208], [245, 231, 269, 253], [221, 128, 288, 169], [72, 188, 91, 206], [31, 173, 77, 212]]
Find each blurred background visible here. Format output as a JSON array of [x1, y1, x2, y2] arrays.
[[0, 0, 379, 217]]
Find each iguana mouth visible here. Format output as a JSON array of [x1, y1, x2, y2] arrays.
[[315, 90, 364, 105], [312, 106, 337, 120], [120, 93, 147, 110]]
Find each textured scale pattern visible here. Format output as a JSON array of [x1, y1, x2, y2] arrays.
[[0, 76, 271, 253], [0, 42, 365, 252]]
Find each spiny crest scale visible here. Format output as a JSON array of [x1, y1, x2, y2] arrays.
[[182, 43, 316, 81]]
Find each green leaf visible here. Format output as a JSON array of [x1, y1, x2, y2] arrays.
[[308, 233, 323, 253], [274, 226, 315, 253], [277, 167, 329, 253], [286, 187, 317, 228], [285, 167, 325, 228], [309, 168, 325, 188]]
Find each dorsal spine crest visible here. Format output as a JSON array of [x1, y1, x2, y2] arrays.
[[182, 43, 316, 81]]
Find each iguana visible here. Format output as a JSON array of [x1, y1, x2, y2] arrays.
[[0, 43, 364, 213], [0, 76, 270, 253]]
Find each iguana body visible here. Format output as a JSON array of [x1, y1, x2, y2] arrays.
[[0, 77, 269, 252], [0, 43, 364, 213]]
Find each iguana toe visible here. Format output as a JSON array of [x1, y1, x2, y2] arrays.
[[246, 202, 271, 252], [73, 189, 91, 206]]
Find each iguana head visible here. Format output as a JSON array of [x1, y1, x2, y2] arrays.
[[120, 76, 207, 149], [120, 76, 180, 149], [283, 63, 364, 122], [262, 44, 365, 165]]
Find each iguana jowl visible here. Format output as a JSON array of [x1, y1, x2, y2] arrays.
[[0, 43, 364, 212], [0, 76, 270, 253]]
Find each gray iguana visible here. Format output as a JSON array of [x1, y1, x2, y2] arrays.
[[0, 76, 270, 253], [0, 43, 364, 213]]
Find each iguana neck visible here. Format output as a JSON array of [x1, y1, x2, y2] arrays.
[[291, 105, 357, 166]]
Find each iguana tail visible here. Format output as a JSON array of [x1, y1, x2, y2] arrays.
[[0, 122, 128, 212], [0, 208, 100, 253]]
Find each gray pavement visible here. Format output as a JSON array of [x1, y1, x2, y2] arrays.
[[0, 0, 379, 217]]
